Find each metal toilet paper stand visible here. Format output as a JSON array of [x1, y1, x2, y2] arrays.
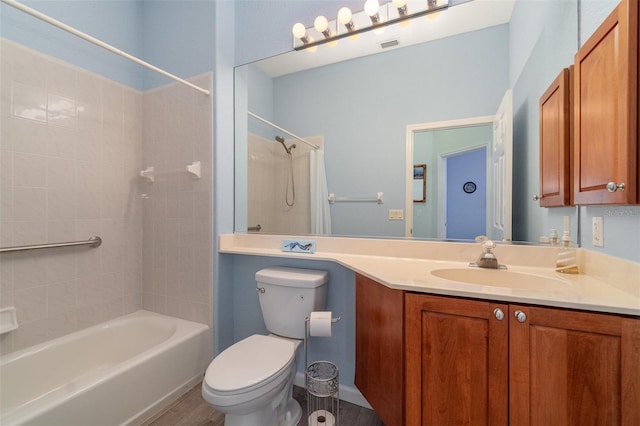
[[304, 314, 341, 426]]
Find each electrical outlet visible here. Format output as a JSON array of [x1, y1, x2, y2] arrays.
[[592, 217, 604, 247], [388, 209, 404, 220]]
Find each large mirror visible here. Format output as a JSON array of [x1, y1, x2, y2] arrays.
[[235, 0, 580, 244]]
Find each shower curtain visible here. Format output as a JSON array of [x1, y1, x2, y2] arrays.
[[310, 149, 332, 234]]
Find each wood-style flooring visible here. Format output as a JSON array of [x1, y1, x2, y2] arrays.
[[146, 383, 384, 426]]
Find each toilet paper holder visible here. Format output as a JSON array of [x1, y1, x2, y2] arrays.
[[304, 313, 341, 425], [304, 313, 340, 373]]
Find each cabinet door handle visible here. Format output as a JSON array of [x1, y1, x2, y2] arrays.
[[493, 308, 505, 321], [606, 182, 626, 193], [533, 195, 541, 201], [514, 310, 527, 323]]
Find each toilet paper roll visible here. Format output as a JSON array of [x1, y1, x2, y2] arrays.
[[309, 311, 333, 337]]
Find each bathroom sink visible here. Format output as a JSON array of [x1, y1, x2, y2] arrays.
[[430, 268, 566, 291]]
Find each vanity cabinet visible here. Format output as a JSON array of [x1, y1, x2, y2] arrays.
[[509, 304, 640, 425], [404, 293, 509, 425], [573, 0, 639, 204], [355, 274, 640, 426], [539, 67, 572, 207]]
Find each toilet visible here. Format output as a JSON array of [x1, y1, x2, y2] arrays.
[[202, 267, 329, 426]]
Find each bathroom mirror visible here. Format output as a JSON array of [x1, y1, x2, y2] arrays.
[[235, 0, 579, 244]]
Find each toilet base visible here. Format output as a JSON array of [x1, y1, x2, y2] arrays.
[[281, 398, 302, 426], [222, 397, 301, 426]]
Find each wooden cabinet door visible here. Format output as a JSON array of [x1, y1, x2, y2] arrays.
[[355, 274, 404, 426], [405, 294, 508, 426], [539, 67, 572, 207], [509, 305, 640, 426], [573, 0, 638, 204]]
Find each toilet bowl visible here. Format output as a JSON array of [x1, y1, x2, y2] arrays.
[[202, 335, 302, 426], [202, 267, 329, 426]]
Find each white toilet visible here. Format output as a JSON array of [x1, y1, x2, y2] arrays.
[[202, 267, 329, 426]]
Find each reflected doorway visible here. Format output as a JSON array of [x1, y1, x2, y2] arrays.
[[443, 147, 487, 239], [405, 90, 513, 241]]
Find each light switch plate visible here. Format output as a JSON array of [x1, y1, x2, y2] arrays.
[[389, 209, 404, 220], [592, 217, 604, 247]]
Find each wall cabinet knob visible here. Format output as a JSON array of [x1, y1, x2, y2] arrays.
[[606, 182, 626, 193], [514, 310, 527, 323], [493, 308, 505, 321]]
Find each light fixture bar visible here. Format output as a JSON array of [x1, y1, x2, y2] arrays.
[[293, 0, 449, 51]]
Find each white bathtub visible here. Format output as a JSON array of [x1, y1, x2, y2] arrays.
[[0, 310, 211, 426]]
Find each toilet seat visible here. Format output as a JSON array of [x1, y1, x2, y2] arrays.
[[204, 334, 295, 396]]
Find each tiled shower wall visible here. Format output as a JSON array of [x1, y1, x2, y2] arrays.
[[0, 39, 143, 354], [141, 74, 213, 326], [247, 133, 318, 234], [0, 39, 213, 355]]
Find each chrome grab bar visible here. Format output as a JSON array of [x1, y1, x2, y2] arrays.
[[248, 224, 262, 232], [0, 236, 102, 254]]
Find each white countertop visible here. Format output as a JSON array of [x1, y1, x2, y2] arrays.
[[220, 234, 640, 316]]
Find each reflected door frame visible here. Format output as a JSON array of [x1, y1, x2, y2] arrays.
[[405, 115, 494, 238]]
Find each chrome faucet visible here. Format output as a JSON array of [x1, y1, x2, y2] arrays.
[[470, 240, 506, 269]]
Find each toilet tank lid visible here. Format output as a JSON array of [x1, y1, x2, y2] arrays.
[[255, 267, 328, 288]]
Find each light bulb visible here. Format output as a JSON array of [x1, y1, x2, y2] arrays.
[[292, 23, 307, 39], [314, 15, 328, 33], [338, 7, 356, 32], [364, 0, 380, 17], [393, 0, 408, 16], [338, 7, 352, 25]]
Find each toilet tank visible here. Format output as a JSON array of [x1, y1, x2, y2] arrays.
[[256, 267, 329, 339]]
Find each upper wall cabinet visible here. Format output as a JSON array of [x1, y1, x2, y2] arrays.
[[539, 67, 573, 207], [573, 0, 639, 205]]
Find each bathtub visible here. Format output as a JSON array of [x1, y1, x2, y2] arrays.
[[0, 310, 211, 426]]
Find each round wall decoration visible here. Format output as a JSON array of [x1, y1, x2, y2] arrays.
[[463, 181, 477, 194]]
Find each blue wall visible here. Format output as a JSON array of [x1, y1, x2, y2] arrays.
[[0, 0, 144, 89], [446, 148, 487, 240], [272, 25, 508, 237]]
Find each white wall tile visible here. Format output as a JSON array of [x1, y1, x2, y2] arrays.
[[12, 82, 47, 123], [13, 152, 47, 187], [14, 286, 47, 323], [13, 187, 47, 220], [47, 157, 76, 189], [12, 220, 47, 246], [11, 116, 47, 154], [47, 280, 77, 317]]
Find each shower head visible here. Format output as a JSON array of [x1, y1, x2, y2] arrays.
[[275, 136, 295, 154]]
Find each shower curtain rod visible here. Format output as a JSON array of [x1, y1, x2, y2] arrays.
[[248, 111, 320, 150], [1, 0, 210, 96]]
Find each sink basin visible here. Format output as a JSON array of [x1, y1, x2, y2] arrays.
[[430, 268, 567, 291]]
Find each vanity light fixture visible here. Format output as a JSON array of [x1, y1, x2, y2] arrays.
[[292, 0, 448, 51]]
